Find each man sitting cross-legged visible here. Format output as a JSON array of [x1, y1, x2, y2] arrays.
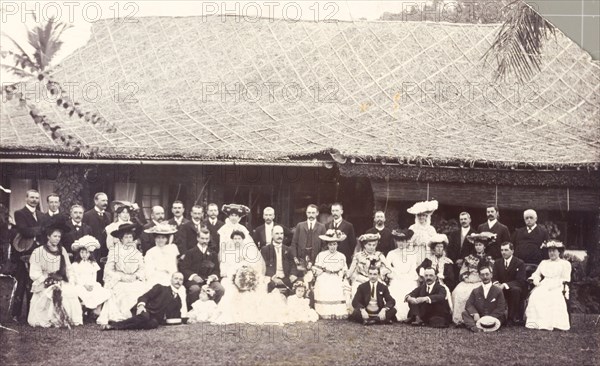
[[102, 272, 187, 330], [404, 267, 452, 328], [349, 266, 397, 325], [462, 265, 506, 333]]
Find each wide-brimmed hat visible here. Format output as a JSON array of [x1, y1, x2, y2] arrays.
[[407, 200, 438, 215], [110, 223, 141, 239], [476, 316, 501, 332], [71, 235, 101, 252], [467, 232, 497, 245], [391, 229, 414, 241], [358, 233, 380, 244], [222, 204, 250, 217], [144, 222, 177, 236], [112, 200, 138, 214], [43, 215, 71, 237], [319, 229, 347, 243], [428, 233, 449, 250], [541, 240, 565, 251]]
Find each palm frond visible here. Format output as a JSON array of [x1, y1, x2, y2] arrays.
[[27, 17, 72, 70], [483, 0, 556, 83], [0, 64, 34, 78]]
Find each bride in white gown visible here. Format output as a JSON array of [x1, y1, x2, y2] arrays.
[[212, 221, 288, 324]]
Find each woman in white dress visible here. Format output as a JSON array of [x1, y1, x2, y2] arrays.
[[525, 240, 571, 331], [312, 230, 349, 319], [217, 204, 254, 256], [386, 229, 418, 321], [97, 223, 148, 325], [451, 233, 494, 324], [211, 229, 289, 324], [28, 219, 83, 328], [70, 235, 110, 321], [144, 223, 180, 287], [407, 200, 439, 265], [104, 202, 134, 251], [348, 233, 391, 299]]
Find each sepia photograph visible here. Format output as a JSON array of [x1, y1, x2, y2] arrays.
[[0, 1, 598, 365]]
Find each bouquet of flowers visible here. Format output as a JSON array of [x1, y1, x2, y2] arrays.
[[232, 266, 258, 292], [44, 272, 73, 328]]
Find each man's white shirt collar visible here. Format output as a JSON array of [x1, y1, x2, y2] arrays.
[[527, 224, 537, 233], [482, 282, 492, 298], [25, 204, 36, 213], [488, 219, 498, 228]]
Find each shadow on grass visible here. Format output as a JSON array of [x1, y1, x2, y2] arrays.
[[0, 314, 598, 366]]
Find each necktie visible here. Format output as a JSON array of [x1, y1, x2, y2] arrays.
[[32, 211, 37, 222], [371, 283, 375, 298], [173, 291, 178, 299], [308, 222, 313, 231], [427, 285, 431, 294], [505, 260, 509, 270]]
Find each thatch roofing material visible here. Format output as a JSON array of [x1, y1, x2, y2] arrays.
[[1, 16, 599, 166]]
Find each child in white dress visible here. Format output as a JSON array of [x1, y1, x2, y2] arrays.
[[71, 236, 110, 321], [188, 285, 218, 323], [286, 281, 318, 323]]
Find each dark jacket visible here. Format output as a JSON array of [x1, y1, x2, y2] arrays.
[[133, 284, 184, 323], [447, 227, 476, 262], [492, 256, 527, 290], [62, 220, 93, 254], [464, 284, 506, 320], [512, 226, 549, 265], [365, 227, 395, 256], [260, 244, 298, 279], [180, 245, 220, 287], [82, 209, 112, 256], [352, 281, 396, 311], [252, 223, 292, 249], [417, 257, 457, 291], [290, 220, 326, 263], [325, 219, 356, 265], [477, 221, 510, 259]]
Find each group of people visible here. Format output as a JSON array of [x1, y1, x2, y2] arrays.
[[9, 189, 572, 333]]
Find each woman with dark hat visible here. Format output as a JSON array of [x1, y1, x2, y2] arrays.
[[386, 229, 418, 322], [144, 222, 180, 287], [416, 233, 455, 311], [451, 232, 495, 325], [312, 230, 349, 319], [347, 233, 391, 299], [525, 240, 571, 330], [28, 217, 83, 327], [216, 204, 254, 257], [97, 223, 147, 325], [104, 201, 136, 251]]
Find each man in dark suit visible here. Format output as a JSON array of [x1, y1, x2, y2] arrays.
[[477, 206, 510, 259], [365, 211, 395, 256], [512, 209, 549, 265], [350, 266, 397, 325], [291, 204, 326, 270], [492, 242, 527, 325], [261, 225, 298, 294], [325, 202, 356, 266], [62, 204, 93, 255], [462, 265, 506, 332], [102, 272, 187, 330], [205, 203, 224, 251], [140, 205, 165, 255], [82, 192, 112, 258], [252, 207, 292, 249], [11, 189, 42, 322], [447, 212, 476, 264], [167, 200, 190, 229], [175, 204, 206, 255], [43, 193, 65, 219], [404, 267, 452, 328], [179, 227, 224, 305]]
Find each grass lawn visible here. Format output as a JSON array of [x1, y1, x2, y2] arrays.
[[1, 314, 598, 366]]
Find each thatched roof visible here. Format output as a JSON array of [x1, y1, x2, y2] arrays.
[[1, 16, 599, 168]]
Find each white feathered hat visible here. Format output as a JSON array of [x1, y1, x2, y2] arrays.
[[407, 200, 438, 215]]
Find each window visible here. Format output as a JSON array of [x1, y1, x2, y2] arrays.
[[141, 184, 162, 218]]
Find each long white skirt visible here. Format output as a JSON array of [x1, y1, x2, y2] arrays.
[[451, 281, 481, 324], [28, 283, 83, 328], [388, 278, 418, 321], [76, 282, 111, 309], [97, 281, 148, 325], [525, 284, 570, 330], [211, 278, 289, 325], [313, 273, 348, 319]]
